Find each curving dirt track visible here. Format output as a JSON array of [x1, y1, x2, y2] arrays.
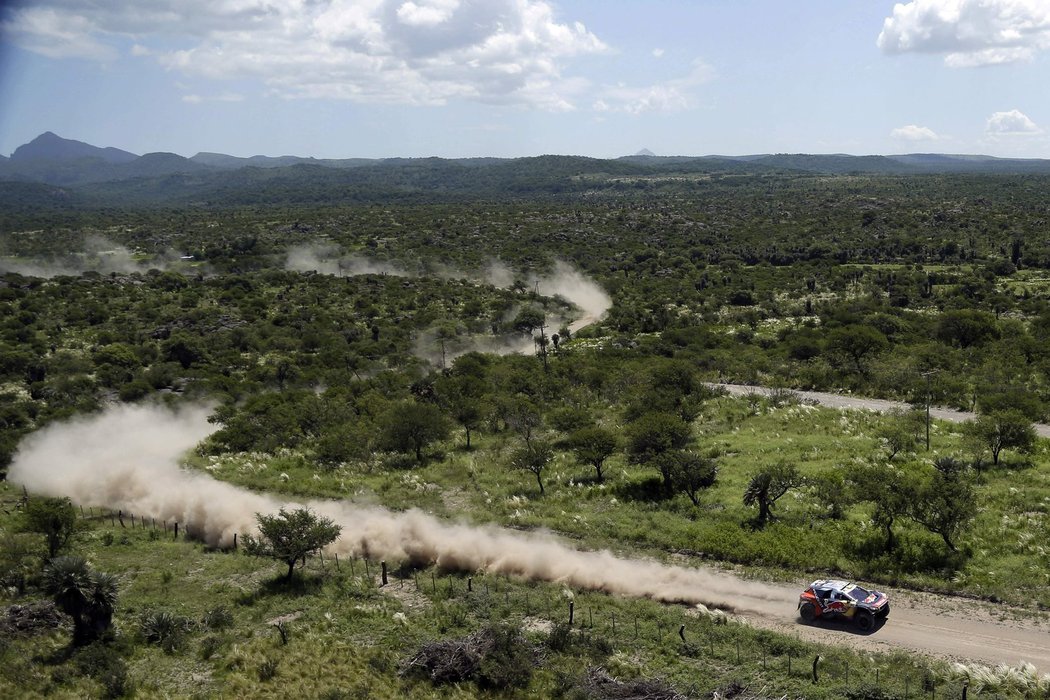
[[705, 382, 1050, 671]]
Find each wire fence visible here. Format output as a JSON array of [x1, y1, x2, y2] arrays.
[[67, 502, 1005, 699]]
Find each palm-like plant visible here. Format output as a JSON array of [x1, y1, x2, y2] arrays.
[[42, 556, 119, 645]]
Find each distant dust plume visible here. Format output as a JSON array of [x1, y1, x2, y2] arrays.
[[9, 405, 786, 613]]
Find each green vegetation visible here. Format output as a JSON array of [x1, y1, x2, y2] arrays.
[[3, 163, 1050, 696]]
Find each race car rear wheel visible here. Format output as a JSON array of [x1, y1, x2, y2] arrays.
[[855, 610, 874, 632], [799, 602, 816, 623]]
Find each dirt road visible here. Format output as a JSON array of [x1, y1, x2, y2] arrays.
[[711, 382, 1050, 437], [716, 572, 1050, 673], [703, 382, 1050, 671]]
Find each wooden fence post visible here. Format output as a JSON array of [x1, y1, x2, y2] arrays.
[[568, 601, 574, 625], [381, 561, 388, 586], [812, 655, 819, 684], [678, 624, 686, 642]]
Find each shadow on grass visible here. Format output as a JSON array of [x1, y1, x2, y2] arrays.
[[236, 572, 326, 606], [614, 475, 671, 503]]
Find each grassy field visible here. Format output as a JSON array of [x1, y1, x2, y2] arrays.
[[3, 392, 1050, 697], [188, 394, 1050, 606], [0, 481, 979, 699]]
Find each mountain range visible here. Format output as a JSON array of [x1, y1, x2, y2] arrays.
[[3, 131, 1050, 211]]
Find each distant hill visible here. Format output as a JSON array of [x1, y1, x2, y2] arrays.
[[11, 131, 138, 164], [6, 132, 1050, 211], [190, 152, 378, 169], [634, 148, 656, 157]]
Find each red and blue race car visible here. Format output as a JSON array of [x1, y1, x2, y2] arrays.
[[798, 579, 889, 632]]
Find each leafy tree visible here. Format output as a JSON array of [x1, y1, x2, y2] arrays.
[[825, 324, 888, 377], [378, 401, 451, 463], [965, 410, 1036, 466], [806, 470, 851, 520], [22, 496, 79, 558], [743, 460, 801, 526], [509, 440, 554, 495], [512, 307, 546, 335], [43, 556, 119, 646], [876, 409, 923, 460], [437, 372, 487, 449], [242, 507, 341, 581], [499, 395, 543, 445], [849, 463, 915, 553], [665, 450, 718, 506], [625, 412, 692, 491], [912, 461, 977, 551], [936, 309, 999, 348], [568, 426, 617, 482]]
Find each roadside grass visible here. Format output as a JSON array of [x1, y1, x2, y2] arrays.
[[179, 393, 1050, 607], [0, 488, 958, 699]]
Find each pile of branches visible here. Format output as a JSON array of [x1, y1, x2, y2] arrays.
[[1, 601, 64, 635], [710, 682, 788, 700], [578, 667, 687, 700], [401, 624, 533, 687]]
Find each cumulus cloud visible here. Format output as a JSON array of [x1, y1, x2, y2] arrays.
[[2, 0, 606, 109], [891, 124, 940, 141], [593, 58, 714, 114], [986, 109, 1042, 135], [877, 0, 1050, 67]]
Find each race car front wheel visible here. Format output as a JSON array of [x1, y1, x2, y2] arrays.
[[799, 602, 816, 623], [855, 610, 874, 632]]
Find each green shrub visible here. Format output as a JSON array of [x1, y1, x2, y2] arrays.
[[72, 643, 131, 699], [140, 610, 194, 654], [258, 658, 279, 681], [202, 606, 233, 630]]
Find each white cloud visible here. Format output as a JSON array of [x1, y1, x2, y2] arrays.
[[182, 92, 244, 104], [1, 7, 118, 61], [878, 0, 1050, 67], [652, 48, 664, 58], [593, 59, 714, 115], [986, 109, 1042, 135], [2, 0, 606, 109], [891, 124, 940, 141]]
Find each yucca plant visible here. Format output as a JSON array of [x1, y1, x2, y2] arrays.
[[42, 555, 119, 646]]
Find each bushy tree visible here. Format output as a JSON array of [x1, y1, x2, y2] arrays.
[[825, 324, 888, 377], [848, 463, 916, 553], [665, 450, 718, 506], [22, 495, 79, 558], [965, 410, 1036, 467], [913, 460, 976, 551], [242, 507, 341, 581], [568, 426, 617, 482], [509, 440, 554, 495], [378, 401, 451, 463], [743, 461, 800, 526], [876, 409, 923, 460], [625, 412, 692, 492]]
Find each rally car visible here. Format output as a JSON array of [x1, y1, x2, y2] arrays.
[[798, 579, 889, 632]]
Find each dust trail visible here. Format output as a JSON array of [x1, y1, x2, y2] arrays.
[[8, 404, 785, 612], [0, 236, 183, 278]]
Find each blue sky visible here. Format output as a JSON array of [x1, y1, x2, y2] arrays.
[[1, 0, 1048, 159]]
